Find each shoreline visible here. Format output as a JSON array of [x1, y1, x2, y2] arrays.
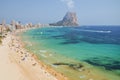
[[1, 28, 120, 80], [0, 29, 67, 80], [20, 27, 120, 80], [17, 28, 69, 80]]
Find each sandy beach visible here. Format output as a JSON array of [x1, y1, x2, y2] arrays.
[[0, 29, 120, 80], [0, 30, 60, 80]]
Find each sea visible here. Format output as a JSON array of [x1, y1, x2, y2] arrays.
[[21, 26, 120, 80]]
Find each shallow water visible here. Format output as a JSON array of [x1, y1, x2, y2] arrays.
[[21, 26, 120, 80]]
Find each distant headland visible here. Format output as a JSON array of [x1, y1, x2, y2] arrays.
[[50, 12, 79, 26]]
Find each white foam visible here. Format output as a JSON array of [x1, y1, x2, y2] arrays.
[[49, 54, 53, 56], [74, 29, 111, 33], [39, 50, 47, 53], [82, 30, 111, 33], [40, 54, 47, 58]]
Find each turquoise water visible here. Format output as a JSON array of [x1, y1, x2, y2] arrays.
[[21, 26, 120, 79]]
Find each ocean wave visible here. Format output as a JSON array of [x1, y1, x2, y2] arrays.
[[74, 29, 111, 33]]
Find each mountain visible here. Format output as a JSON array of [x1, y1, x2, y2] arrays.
[[50, 12, 79, 26]]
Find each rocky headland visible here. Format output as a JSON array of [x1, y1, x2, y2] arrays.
[[50, 12, 79, 26]]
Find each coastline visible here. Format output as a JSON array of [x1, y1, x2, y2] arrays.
[[1, 27, 120, 80], [20, 27, 120, 80], [0, 29, 67, 80], [18, 28, 69, 80]]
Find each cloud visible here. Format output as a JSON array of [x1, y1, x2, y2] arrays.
[[61, 0, 75, 9]]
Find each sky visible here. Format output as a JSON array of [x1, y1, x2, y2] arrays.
[[0, 0, 120, 25]]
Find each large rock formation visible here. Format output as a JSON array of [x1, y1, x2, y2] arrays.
[[50, 12, 79, 26]]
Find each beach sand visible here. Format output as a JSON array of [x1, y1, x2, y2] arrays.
[[0, 35, 29, 80], [1, 29, 119, 80], [0, 31, 59, 80]]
